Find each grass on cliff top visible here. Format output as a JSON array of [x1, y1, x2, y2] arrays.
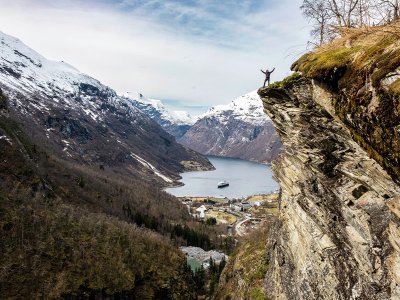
[[269, 72, 302, 89], [292, 21, 400, 89], [291, 22, 400, 184]]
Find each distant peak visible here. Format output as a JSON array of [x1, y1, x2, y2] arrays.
[[199, 90, 270, 125], [124, 92, 197, 125]]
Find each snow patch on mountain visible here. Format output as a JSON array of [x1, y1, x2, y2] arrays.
[[199, 91, 270, 126], [0, 31, 99, 95], [0, 31, 148, 125], [123, 92, 197, 126], [130, 152, 173, 183], [0, 135, 12, 145], [0, 31, 213, 180], [179, 90, 282, 163]]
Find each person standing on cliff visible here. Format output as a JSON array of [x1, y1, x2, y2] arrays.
[[261, 67, 275, 87]]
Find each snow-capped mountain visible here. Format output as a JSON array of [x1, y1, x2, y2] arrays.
[[179, 91, 282, 163], [198, 91, 269, 126], [123, 92, 196, 139], [0, 31, 212, 182]]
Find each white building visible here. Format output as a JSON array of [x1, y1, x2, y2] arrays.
[[196, 205, 207, 219]]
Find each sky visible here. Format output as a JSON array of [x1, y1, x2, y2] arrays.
[[0, 0, 310, 114]]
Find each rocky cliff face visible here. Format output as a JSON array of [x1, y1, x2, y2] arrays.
[[258, 74, 400, 299], [180, 91, 282, 163], [292, 25, 400, 183]]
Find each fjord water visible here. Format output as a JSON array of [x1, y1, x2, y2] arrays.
[[165, 156, 279, 198]]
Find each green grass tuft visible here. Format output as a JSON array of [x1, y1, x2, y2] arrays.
[[290, 26, 400, 183], [294, 47, 360, 79], [269, 72, 302, 89]]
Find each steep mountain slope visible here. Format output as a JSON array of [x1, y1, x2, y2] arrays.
[[0, 32, 212, 184], [124, 92, 196, 139], [0, 110, 198, 299], [179, 91, 282, 163], [220, 24, 400, 300], [0, 31, 225, 299]]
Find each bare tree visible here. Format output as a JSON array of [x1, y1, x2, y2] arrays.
[[301, 0, 361, 45], [301, 0, 334, 45], [356, 0, 374, 26], [328, 0, 361, 27], [301, 0, 399, 44], [376, 0, 400, 22]]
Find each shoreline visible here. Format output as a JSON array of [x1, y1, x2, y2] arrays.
[[176, 191, 279, 202]]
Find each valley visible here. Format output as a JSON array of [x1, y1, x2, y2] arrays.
[[2, 1, 400, 299], [0, 30, 279, 300], [161, 155, 281, 298]]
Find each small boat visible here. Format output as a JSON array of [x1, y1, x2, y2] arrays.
[[217, 181, 229, 188]]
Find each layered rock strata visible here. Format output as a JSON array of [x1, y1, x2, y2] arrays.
[[258, 77, 400, 299]]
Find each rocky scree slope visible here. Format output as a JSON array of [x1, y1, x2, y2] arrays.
[[0, 32, 212, 184], [123, 92, 196, 139], [256, 24, 400, 300], [179, 91, 282, 163]]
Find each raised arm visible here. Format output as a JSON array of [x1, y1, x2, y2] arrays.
[[260, 69, 266, 74], [271, 67, 275, 73]]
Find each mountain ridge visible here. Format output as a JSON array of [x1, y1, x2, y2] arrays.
[[0, 30, 219, 299], [0, 31, 213, 184], [179, 91, 283, 163], [123, 92, 196, 139]]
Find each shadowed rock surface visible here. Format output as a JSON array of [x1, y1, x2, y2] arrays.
[[258, 75, 400, 299]]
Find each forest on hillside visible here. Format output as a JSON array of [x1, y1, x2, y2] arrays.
[[0, 92, 229, 299]]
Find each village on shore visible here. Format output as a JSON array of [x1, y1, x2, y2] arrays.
[[181, 192, 279, 235], [179, 192, 279, 270]]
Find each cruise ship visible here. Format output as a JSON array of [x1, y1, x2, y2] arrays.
[[217, 181, 229, 188]]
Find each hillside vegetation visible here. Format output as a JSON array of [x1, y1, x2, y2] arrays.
[[215, 220, 276, 300], [292, 21, 400, 182], [0, 97, 214, 298]]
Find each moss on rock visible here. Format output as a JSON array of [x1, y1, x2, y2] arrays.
[[269, 72, 302, 89], [291, 23, 400, 182]]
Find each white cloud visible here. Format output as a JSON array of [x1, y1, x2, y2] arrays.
[[0, 0, 310, 109]]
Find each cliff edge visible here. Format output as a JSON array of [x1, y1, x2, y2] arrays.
[[257, 24, 400, 300]]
